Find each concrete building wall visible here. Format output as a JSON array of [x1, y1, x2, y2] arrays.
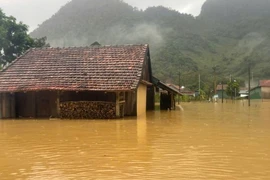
[[137, 83, 147, 116], [262, 87, 270, 99]]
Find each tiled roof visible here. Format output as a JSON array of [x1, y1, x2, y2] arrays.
[[0, 44, 149, 92], [151, 77, 181, 95], [167, 84, 195, 95], [216, 84, 228, 90], [259, 80, 270, 87]]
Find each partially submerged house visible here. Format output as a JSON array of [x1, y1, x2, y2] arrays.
[[168, 84, 195, 97], [250, 80, 270, 99], [239, 88, 248, 99], [0, 44, 155, 119], [216, 84, 229, 99], [152, 77, 182, 110]]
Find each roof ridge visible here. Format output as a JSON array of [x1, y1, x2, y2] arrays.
[[32, 44, 149, 50], [0, 44, 150, 92], [0, 48, 33, 73]]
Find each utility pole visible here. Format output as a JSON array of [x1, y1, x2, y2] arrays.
[[248, 63, 251, 106], [213, 66, 217, 95], [199, 74, 201, 101], [178, 72, 180, 104], [221, 81, 224, 103]]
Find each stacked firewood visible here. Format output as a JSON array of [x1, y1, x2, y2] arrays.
[[60, 101, 116, 119]]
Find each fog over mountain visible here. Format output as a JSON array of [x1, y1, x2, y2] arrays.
[[0, 0, 206, 31], [1, 0, 270, 88]]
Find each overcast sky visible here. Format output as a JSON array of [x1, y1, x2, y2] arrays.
[[0, 0, 206, 31]]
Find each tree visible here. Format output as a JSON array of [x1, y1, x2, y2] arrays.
[[91, 41, 101, 46], [0, 9, 49, 67], [226, 80, 240, 99]]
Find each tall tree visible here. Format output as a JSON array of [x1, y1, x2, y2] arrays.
[[226, 80, 240, 99], [0, 9, 49, 67]]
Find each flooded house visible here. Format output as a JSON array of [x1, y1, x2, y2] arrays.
[[216, 84, 229, 99], [0, 44, 155, 119], [250, 80, 270, 99], [152, 77, 182, 110]]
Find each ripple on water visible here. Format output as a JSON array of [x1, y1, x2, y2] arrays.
[[0, 101, 270, 179]]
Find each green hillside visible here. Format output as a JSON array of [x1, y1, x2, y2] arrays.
[[30, 0, 270, 90]]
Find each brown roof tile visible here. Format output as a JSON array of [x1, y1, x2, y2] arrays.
[[259, 80, 270, 87], [0, 44, 149, 92], [216, 84, 228, 90]]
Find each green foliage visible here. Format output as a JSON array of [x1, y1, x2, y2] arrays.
[[195, 89, 207, 101], [32, 37, 50, 48], [155, 93, 160, 103], [180, 95, 191, 102], [226, 80, 240, 98], [0, 9, 49, 67]]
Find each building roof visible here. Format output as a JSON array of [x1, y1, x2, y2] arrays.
[[167, 84, 195, 96], [259, 80, 270, 87], [152, 77, 182, 95], [0, 44, 150, 92], [216, 84, 228, 91]]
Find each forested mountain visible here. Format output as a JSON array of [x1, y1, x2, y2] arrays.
[[31, 0, 270, 90]]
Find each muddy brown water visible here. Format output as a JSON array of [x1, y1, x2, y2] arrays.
[[0, 100, 270, 180]]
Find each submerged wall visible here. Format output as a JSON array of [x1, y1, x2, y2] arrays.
[[137, 83, 147, 116], [250, 87, 262, 99], [0, 93, 15, 119], [262, 87, 270, 99]]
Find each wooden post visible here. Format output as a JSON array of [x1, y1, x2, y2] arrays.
[[120, 92, 125, 117], [0, 94, 2, 119], [116, 92, 120, 118], [248, 64, 251, 106], [10, 93, 16, 118], [56, 91, 60, 118], [221, 82, 224, 103], [2, 93, 9, 118], [33, 92, 37, 118]]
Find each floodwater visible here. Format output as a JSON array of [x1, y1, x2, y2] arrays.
[[0, 100, 270, 180]]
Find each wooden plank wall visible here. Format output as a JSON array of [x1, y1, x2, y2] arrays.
[[16, 92, 36, 118], [15, 91, 58, 118], [125, 91, 137, 116], [147, 86, 155, 110], [0, 93, 16, 119], [36, 91, 57, 118]]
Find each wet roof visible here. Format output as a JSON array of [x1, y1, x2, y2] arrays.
[[0, 44, 149, 92], [259, 80, 270, 87]]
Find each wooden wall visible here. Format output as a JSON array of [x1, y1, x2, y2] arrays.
[[147, 86, 155, 110], [142, 51, 155, 111], [15, 91, 58, 118], [160, 92, 172, 110], [15, 92, 36, 118], [0, 93, 15, 119], [125, 91, 137, 116], [1, 90, 145, 119], [61, 91, 116, 102]]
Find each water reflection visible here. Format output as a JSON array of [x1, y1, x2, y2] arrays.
[[0, 101, 270, 179]]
